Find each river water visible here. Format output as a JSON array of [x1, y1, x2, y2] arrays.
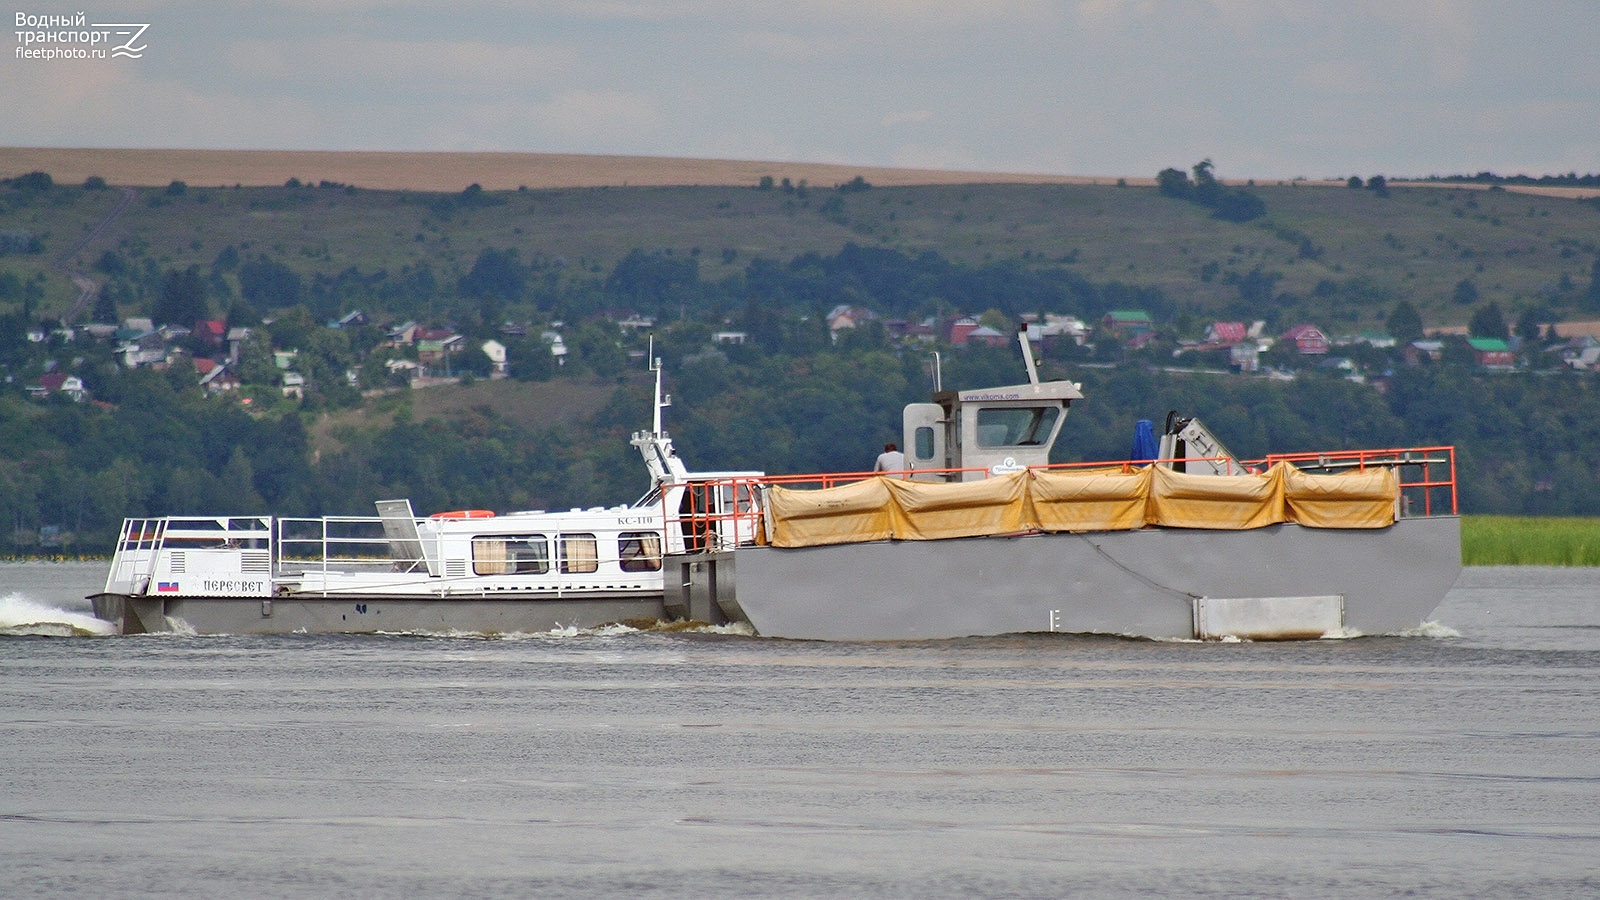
[[2, 562, 1597, 899]]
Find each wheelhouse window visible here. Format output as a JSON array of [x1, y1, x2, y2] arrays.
[[975, 406, 1060, 447], [473, 534, 549, 575], [559, 533, 599, 574], [618, 531, 662, 572]]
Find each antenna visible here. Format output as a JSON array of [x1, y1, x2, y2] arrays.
[[647, 335, 667, 435], [930, 351, 942, 392]]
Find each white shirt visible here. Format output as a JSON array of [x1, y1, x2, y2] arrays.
[[874, 449, 906, 474]]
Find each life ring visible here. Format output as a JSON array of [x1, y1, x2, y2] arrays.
[[429, 509, 495, 519]]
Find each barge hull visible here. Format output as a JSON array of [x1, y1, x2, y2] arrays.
[[725, 516, 1461, 641]]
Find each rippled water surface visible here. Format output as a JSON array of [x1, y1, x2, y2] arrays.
[[3, 563, 1597, 899]]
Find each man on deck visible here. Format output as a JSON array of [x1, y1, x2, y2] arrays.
[[874, 442, 906, 475]]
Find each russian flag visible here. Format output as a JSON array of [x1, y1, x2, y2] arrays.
[[156, 581, 179, 593]]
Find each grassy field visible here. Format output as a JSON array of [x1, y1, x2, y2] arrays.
[[0, 147, 1115, 192], [1462, 515, 1600, 566], [308, 376, 628, 455], [5, 172, 1599, 328]]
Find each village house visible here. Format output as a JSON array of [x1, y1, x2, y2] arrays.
[[480, 339, 508, 376], [543, 331, 568, 366], [1280, 324, 1330, 355], [1204, 321, 1248, 346], [1553, 335, 1600, 371], [1022, 314, 1090, 348], [385, 321, 420, 346], [226, 327, 253, 364], [28, 372, 88, 402], [1468, 337, 1515, 369], [885, 318, 938, 342], [192, 319, 227, 350], [964, 325, 1010, 348], [1101, 310, 1154, 339], [417, 334, 466, 371], [1403, 340, 1445, 365], [826, 305, 879, 340], [945, 316, 981, 346], [1230, 342, 1262, 372], [195, 358, 240, 395], [385, 359, 423, 381]]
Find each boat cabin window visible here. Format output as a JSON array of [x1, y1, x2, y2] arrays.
[[618, 531, 663, 572], [913, 426, 936, 460], [559, 533, 599, 574], [472, 534, 549, 575], [975, 406, 1059, 447]]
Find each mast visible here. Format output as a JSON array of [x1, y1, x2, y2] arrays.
[[630, 337, 689, 489], [1017, 322, 1040, 386]]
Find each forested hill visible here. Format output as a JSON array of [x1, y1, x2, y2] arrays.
[[2, 166, 1600, 552]]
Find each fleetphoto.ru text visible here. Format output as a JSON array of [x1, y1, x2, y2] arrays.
[[15, 12, 147, 59]]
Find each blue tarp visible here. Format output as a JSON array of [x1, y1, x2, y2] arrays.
[[1130, 419, 1159, 464]]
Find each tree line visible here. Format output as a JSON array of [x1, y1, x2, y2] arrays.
[[7, 334, 1600, 554]]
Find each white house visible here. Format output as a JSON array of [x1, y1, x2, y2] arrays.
[[481, 339, 508, 376]]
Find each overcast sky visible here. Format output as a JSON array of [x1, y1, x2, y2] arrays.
[[8, 1, 1598, 181]]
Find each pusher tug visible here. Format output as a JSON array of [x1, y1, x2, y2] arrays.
[[90, 357, 758, 635]]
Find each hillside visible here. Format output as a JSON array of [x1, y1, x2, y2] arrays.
[[3, 152, 1600, 549], [2, 156, 1598, 332]]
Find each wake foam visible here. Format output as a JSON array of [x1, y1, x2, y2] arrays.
[[376, 619, 757, 640], [0, 594, 115, 636], [1391, 619, 1461, 639]]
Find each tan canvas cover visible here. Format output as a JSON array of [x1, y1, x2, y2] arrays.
[[1283, 465, 1398, 528], [762, 459, 1393, 549], [1029, 467, 1151, 532], [885, 470, 1030, 540], [764, 477, 895, 547], [1146, 464, 1288, 529]]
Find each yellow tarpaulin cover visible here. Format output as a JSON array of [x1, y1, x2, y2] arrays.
[[1145, 464, 1288, 530], [1283, 465, 1398, 528], [885, 470, 1030, 540], [764, 477, 895, 547], [1029, 467, 1151, 532], [761, 462, 1401, 547]]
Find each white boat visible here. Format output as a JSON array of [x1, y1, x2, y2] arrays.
[[89, 359, 759, 635], [658, 327, 1461, 641]]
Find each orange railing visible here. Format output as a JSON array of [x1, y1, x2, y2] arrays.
[[669, 479, 767, 552], [1259, 445, 1458, 516], [665, 445, 1459, 551]]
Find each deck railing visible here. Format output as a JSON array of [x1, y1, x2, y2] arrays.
[[103, 516, 274, 594], [1258, 446, 1457, 517], [664, 445, 1459, 553]]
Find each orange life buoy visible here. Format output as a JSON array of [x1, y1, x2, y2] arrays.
[[429, 509, 496, 519]]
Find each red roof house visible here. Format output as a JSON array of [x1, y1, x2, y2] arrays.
[[1280, 324, 1330, 355]]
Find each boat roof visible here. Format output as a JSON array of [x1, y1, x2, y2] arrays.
[[943, 380, 1083, 404]]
